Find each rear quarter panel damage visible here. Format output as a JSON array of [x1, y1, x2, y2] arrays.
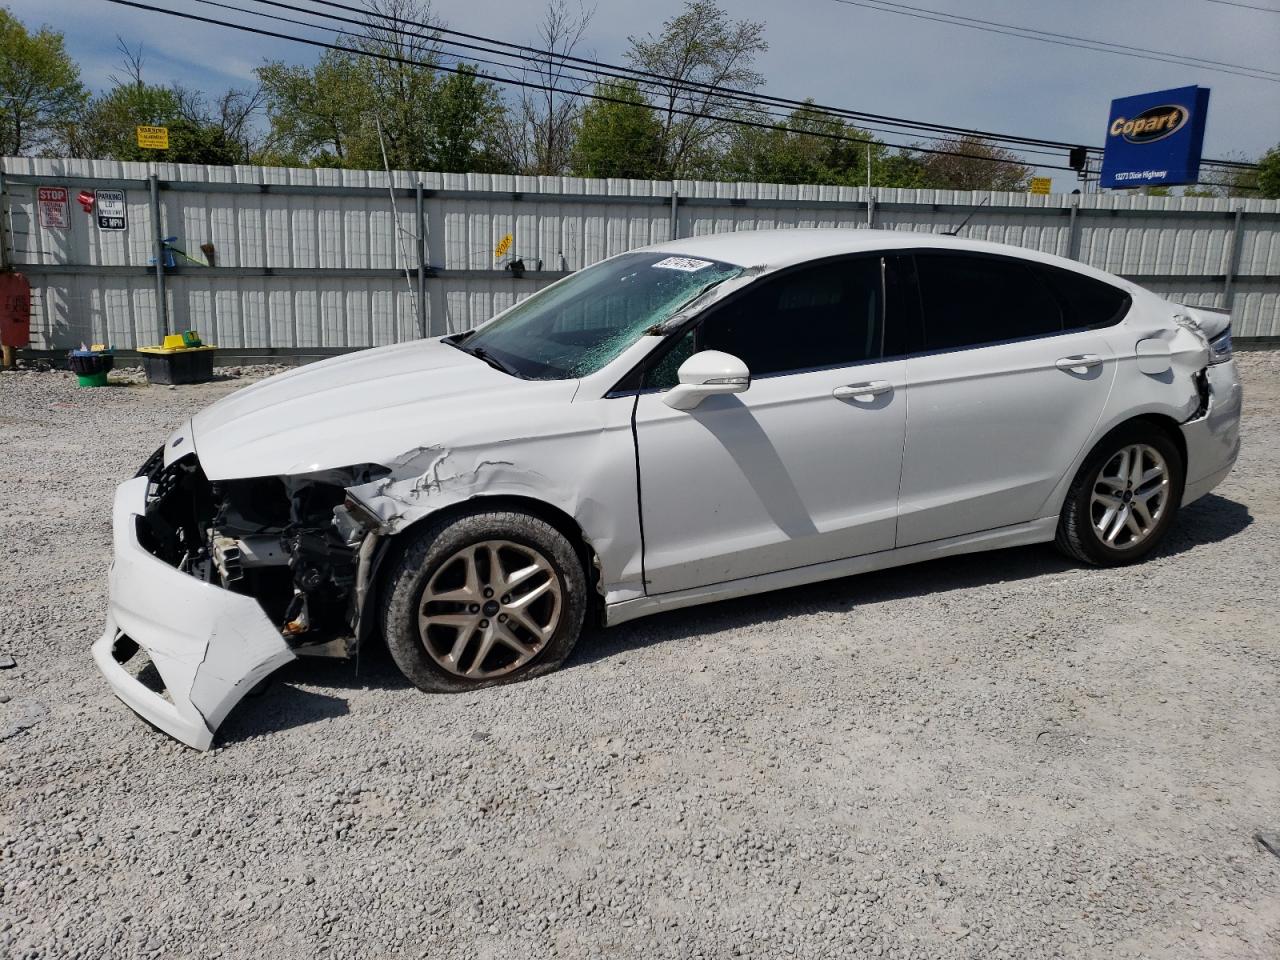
[[1037, 288, 1218, 517]]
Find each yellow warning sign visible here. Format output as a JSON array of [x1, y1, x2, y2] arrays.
[[494, 233, 513, 258], [136, 125, 170, 150], [1029, 177, 1052, 195]]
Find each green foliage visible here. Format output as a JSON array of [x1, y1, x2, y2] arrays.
[[257, 52, 503, 172], [0, 7, 87, 156], [916, 136, 1032, 192], [721, 103, 911, 187], [570, 82, 664, 179], [626, 0, 768, 177], [69, 84, 238, 164], [256, 52, 375, 167], [1257, 145, 1280, 200]]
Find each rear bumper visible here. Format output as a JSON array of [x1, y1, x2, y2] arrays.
[[94, 476, 295, 750], [1181, 359, 1242, 505]]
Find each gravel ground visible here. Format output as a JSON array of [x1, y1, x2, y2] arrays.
[[1, 355, 1277, 960]]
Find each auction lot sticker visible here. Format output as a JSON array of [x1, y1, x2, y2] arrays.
[[652, 256, 713, 272], [95, 189, 127, 231]]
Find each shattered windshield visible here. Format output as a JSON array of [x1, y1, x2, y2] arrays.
[[455, 252, 743, 380]]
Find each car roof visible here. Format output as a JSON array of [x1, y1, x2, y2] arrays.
[[643, 228, 1131, 288]]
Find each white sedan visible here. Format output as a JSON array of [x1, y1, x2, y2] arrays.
[[95, 229, 1242, 749]]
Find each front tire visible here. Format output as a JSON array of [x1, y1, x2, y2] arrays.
[[1055, 423, 1184, 566], [381, 508, 587, 693]]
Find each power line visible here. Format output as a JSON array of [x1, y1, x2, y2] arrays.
[[267, 0, 1085, 153], [266, 0, 1259, 171], [99, 0, 1079, 172], [1204, 0, 1280, 12], [829, 0, 1280, 82], [206, 0, 1073, 161]]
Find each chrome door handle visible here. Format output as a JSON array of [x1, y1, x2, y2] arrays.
[[833, 380, 892, 401], [1056, 355, 1103, 371]]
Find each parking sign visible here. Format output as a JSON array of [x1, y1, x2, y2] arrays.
[[95, 189, 127, 231]]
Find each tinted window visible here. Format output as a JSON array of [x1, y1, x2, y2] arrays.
[[689, 257, 882, 379], [1035, 264, 1131, 330], [915, 254, 1063, 351]]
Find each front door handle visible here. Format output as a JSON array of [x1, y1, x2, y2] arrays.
[[1056, 354, 1103, 372], [833, 380, 892, 402]]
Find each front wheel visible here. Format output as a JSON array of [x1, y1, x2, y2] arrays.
[[381, 509, 587, 692], [1055, 424, 1184, 566]]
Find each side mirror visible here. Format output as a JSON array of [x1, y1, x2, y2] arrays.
[[662, 350, 750, 411]]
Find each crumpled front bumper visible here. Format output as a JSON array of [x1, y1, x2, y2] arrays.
[[93, 476, 296, 750]]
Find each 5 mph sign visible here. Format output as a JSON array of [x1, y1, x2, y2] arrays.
[[95, 189, 127, 231]]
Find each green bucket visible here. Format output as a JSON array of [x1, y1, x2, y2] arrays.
[[76, 371, 110, 388]]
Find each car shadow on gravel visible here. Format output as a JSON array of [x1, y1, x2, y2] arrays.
[[216, 651, 421, 745], [211, 493, 1251, 728], [570, 493, 1252, 666]]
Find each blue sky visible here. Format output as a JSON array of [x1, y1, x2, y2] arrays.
[[14, 0, 1280, 183]]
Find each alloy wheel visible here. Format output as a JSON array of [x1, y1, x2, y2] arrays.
[[418, 540, 562, 679], [1090, 443, 1170, 550]]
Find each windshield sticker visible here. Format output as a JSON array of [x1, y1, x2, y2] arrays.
[[652, 256, 714, 272]]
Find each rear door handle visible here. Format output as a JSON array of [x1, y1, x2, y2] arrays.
[[833, 380, 892, 401], [1056, 354, 1103, 372]]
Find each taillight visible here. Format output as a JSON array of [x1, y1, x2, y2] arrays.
[[1208, 328, 1233, 365]]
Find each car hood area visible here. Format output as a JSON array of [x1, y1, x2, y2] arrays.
[[185, 338, 579, 480]]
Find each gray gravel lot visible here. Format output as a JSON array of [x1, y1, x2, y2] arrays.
[[1, 355, 1278, 960]]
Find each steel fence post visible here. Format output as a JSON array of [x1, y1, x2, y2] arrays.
[[1067, 198, 1082, 262], [416, 180, 427, 339], [1222, 208, 1245, 312], [149, 173, 168, 339]]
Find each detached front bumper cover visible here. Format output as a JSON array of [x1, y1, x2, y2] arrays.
[[93, 476, 296, 750]]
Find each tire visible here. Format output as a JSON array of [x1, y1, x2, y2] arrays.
[[380, 508, 588, 693], [1055, 422, 1185, 566]]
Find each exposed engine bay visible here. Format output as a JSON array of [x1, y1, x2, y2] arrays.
[[135, 447, 386, 656]]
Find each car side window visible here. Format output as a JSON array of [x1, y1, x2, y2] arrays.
[[914, 253, 1063, 351], [1034, 264, 1132, 330], [661, 257, 883, 384]]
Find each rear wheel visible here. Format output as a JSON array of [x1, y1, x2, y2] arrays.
[[1056, 423, 1184, 566], [381, 509, 587, 692]]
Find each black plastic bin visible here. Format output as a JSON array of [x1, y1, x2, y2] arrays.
[[138, 346, 216, 385]]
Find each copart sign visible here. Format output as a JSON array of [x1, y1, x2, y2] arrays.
[[1100, 86, 1210, 190]]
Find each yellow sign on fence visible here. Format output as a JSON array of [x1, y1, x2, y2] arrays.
[[1029, 177, 1052, 195], [494, 233, 513, 258], [136, 125, 170, 150]]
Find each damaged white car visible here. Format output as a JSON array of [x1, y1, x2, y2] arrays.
[[94, 229, 1242, 749]]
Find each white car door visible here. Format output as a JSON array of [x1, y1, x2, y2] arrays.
[[895, 252, 1123, 547], [630, 255, 908, 596]]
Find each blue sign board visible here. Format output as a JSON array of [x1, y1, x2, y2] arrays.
[[1100, 86, 1210, 189]]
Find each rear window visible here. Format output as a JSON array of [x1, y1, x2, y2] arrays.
[[1034, 264, 1132, 330]]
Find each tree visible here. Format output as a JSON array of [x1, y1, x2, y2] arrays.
[[0, 7, 86, 156], [69, 41, 260, 164], [626, 1, 767, 177], [425, 66, 506, 173], [570, 81, 663, 179], [722, 103, 890, 186], [257, 51, 376, 166], [1257, 145, 1280, 199], [499, 1, 594, 175], [258, 1, 506, 171], [917, 136, 1031, 191], [356, 0, 444, 169]]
